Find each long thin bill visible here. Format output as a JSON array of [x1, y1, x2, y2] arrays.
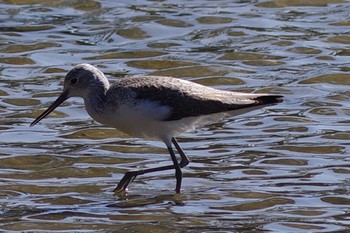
[[30, 90, 69, 127]]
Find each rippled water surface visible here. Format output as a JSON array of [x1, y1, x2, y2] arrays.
[[1, 0, 350, 232]]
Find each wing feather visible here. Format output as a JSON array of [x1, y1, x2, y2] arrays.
[[113, 76, 282, 121]]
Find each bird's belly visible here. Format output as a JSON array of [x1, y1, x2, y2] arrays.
[[96, 111, 229, 143], [90, 101, 174, 141], [106, 116, 171, 140]]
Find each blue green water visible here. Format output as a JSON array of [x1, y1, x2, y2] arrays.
[[1, 0, 350, 232]]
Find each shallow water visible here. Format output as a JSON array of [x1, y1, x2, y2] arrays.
[[1, 0, 350, 232]]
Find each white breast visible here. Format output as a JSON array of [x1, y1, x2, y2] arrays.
[[91, 99, 174, 140]]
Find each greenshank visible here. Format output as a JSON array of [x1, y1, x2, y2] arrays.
[[31, 63, 283, 193]]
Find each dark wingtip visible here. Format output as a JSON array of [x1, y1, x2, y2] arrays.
[[256, 95, 284, 105]]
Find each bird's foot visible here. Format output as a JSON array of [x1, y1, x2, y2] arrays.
[[113, 171, 138, 193]]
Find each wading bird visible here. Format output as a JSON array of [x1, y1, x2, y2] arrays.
[[31, 63, 282, 193]]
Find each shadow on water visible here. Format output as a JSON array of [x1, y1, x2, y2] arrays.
[[1, 0, 350, 232]]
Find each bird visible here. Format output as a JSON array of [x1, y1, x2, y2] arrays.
[[30, 63, 283, 194]]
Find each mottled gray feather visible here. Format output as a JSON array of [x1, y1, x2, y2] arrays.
[[111, 76, 282, 121]]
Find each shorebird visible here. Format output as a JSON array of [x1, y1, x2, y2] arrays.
[[31, 63, 283, 193]]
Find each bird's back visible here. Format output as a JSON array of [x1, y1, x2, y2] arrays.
[[109, 75, 282, 121]]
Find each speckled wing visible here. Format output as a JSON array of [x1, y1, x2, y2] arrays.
[[115, 76, 283, 121]]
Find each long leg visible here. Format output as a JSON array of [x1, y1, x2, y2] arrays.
[[172, 138, 189, 167], [168, 144, 182, 193], [114, 137, 189, 193]]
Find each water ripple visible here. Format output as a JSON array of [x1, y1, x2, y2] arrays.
[[1, 0, 350, 232]]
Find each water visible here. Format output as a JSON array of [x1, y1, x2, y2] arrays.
[[1, 0, 350, 232]]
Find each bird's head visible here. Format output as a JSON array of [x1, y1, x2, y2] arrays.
[[30, 63, 109, 126]]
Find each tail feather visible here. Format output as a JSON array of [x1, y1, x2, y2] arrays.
[[254, 95, 283, 105]]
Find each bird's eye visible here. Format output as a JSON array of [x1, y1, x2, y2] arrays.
[[71, 78, 78, 85]]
